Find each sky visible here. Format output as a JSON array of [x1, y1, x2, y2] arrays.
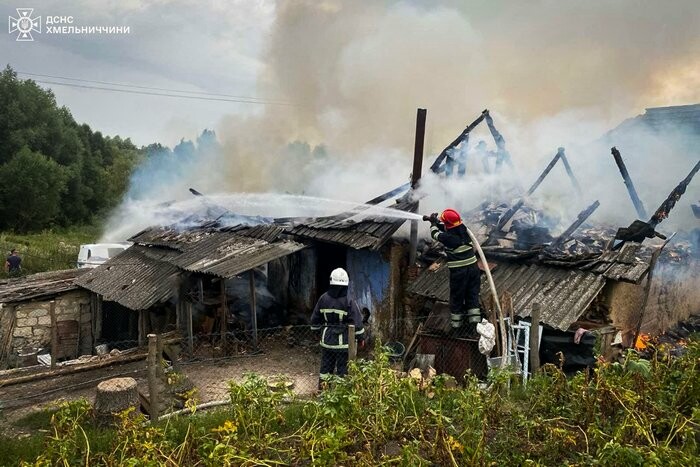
[[1, 0, 699, 148]]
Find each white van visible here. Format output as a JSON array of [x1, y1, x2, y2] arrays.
[[77, 243, 130, 269]]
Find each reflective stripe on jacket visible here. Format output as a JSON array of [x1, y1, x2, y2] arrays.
[[310, 292, 365, 349], [430, 223, 477, 268]]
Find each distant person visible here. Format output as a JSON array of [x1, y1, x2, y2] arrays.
[[310, 268, 365, 389], [5, 249, 21, 276]]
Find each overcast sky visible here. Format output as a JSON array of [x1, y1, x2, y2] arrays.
[[1, 0, 699, 149], [1, 0, 276, 146]]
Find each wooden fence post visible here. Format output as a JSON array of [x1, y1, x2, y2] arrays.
[[50, 301, 57, 369], [147, 334, 160, 421], [348, 325, 357, 361]]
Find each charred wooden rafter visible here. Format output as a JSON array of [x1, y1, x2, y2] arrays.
[[610, 147, 647, 219]]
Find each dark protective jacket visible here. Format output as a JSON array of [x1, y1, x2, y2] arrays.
[[430, 223, 477, 268], [310, 286, 365, 350]]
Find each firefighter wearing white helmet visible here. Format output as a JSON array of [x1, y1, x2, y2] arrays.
[[310, 267, 365, 389]]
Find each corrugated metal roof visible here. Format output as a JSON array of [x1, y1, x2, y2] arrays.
[[287, 200, 417, 250], [169, 234, 306, 278], [582, 242, 651, 283], [408, 261, 606, 331], [75, 246, 180, 310], [129, 224, 287, 249], [0, 269, 88, 304]]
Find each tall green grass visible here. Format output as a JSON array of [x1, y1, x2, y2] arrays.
[[0, 226, 100, 276]]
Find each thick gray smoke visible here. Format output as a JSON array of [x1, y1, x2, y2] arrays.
[[102, 0, 700, 241]]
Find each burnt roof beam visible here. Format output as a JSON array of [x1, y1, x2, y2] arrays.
[[610, 147, 647, 219]]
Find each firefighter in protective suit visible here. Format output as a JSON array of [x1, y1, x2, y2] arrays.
[[423, 209, 481, 330], [310, 268, 365, 388]]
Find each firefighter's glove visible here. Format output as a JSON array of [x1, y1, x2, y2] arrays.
[[422, 213, 439, 224], [358, 339, 366, 350]]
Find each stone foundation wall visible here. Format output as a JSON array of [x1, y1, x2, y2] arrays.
[[10, 290, 93, 356]]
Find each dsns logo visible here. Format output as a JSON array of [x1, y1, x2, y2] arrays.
[[8, 8, 41, 41]]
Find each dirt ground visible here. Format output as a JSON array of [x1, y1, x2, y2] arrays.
[[0, 335, 322, 436]]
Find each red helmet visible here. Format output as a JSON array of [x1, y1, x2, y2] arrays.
[[440, 208, 462, 228]]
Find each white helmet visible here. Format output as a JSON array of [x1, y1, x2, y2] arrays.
[[329, 268, 349, 286]]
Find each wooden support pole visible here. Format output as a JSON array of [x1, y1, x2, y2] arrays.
[[409, 108, 427, 266], [155, 333, 164, 380], [138, 310, 145, 347], [187, 302, 194, 355], [249, 271, 258, 351], [220, 279, 227, 351], [49, 300, 57, 369], [147, 333, 159, 421], [529, 303, 541, 374], [348, 325, 357, 361]]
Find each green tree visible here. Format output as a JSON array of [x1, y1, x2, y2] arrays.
[[0, 147, 68, 231], [0, 65, 144, 231]]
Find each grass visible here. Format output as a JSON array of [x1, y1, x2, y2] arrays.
[[0, 225, 100, 276], [0, 340, 697, 466]]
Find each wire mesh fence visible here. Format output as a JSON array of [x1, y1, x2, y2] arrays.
[[0, 317, 503, 430]]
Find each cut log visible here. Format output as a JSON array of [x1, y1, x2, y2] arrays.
[[94, 377, 140, 425]]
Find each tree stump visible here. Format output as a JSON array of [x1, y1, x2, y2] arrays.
[[94, 377, 140, 425]]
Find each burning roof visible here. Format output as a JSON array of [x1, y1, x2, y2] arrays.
[[286, 199, 417, 250]]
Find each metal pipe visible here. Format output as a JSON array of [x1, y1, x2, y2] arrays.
[[611, 147, 647, 219]]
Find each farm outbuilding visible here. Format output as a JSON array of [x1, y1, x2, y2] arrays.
[[0, 269, 93, 369]]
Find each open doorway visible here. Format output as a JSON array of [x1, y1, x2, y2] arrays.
[[315, 243, 347, 302]]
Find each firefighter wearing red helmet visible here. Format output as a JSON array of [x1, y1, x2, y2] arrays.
[[423, 209, 481, 329]]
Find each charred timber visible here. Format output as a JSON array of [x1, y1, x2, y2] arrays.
[[484, 111, 513, 170], [649, 159, 700, 227], [614, 159, 699, 244], [430, 110, 488, 173], [610, 147, 647, 219], [558, 148, 582, 196], [492, 149, 563, 234], [550, 200, 600, 248]]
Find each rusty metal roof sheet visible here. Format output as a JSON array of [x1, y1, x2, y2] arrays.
[[75, 246, 180, 310], [0, 269, 88, 304], [408, 261, 606, 331], [287, 200, 417, 250]]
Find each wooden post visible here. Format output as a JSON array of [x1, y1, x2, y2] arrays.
[[220, 279, 227, 351], [138, 310, 145, 347], [249, 271, 258, 351], [187, 302, 194, 355], [49, 301, 57, 369], [155, 334, 164, 380], [94, 295, 102, 343], [529, 303, 541, 374], [348, 325, 357, 361], [409, 108, 427, 266], [147, 334, 159, 421]]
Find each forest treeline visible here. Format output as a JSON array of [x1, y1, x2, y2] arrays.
[[0, 65, 144, 232]]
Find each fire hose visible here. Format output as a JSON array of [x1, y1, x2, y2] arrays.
[[466, 227, 509, 368], [423, 214, 508, 367]]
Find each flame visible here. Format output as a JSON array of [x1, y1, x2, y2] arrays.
[[635, 333, 651, 350]]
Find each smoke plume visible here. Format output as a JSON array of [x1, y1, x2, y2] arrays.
[[102, 0, 700, 241]]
